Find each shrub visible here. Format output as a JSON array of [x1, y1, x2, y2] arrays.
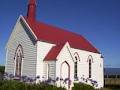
[[0, 66, 5, 80], [72, 83, 95, 90], [0, 80, 66, 90], [0, 66, 5, 74], [98, 88, 112, 90]]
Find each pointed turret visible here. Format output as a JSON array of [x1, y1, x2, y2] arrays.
[[27, 0, 36, 21]]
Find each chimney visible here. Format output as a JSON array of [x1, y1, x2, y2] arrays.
[[27, 0, 36, 21]]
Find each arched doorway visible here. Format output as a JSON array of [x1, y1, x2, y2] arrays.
[[14, 44, 24, 77], [60, 61, 70, 89]]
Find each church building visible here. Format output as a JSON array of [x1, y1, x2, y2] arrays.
[[5, 0, 104, 89]]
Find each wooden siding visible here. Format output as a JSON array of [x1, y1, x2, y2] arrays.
[[5, 18, 37, 78], [42, 61, 56, 80], [71, 48, 104, 88], [36, 41, 55, 80], [48, 61, 56, 80]]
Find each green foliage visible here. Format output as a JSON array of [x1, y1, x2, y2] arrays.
[[0, 80, 66, 90], [106, 85, 120, 89], [98, 88, 112, 90], [72, 83, 95, 90], [0, 66, 5, 74]]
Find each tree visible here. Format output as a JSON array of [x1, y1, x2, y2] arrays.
[[0, 66, 5, 73]]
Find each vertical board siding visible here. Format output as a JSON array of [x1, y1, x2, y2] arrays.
[[5, 19, 37, 78], [36, 41, 54, 80], [43, 61, 56, 80], [48, 61, 56, 80], [38, 61, 56, 82], [42, 63, 48, 79]]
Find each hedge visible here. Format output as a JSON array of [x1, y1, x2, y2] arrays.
[[72, 83, 95, 90], [0, 80, 66, 90], [0, 66, 5, 74]]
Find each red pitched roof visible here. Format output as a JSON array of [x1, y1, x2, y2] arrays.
[[24, 17, 100, 53], [44, 44, 64, 61]]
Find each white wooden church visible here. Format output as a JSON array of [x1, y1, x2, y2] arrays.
[[5, 0, 104, 89]]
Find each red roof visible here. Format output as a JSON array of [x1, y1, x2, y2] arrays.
[[24, 17, 100, 54], [44, 44, 64, 60]]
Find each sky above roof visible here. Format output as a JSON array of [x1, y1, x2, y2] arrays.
[[0, 0, 120, 67]]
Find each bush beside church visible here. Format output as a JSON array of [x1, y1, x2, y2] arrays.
[[0, 80, 97, 90]]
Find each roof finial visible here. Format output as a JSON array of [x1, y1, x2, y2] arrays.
[[27, 0, 36, 21]]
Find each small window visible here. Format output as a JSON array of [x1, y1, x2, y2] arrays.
[[74, 61, 78, 81], [74, 52, 80, 81], [89, 59, 92, 78], [87, 55, 93, 78]]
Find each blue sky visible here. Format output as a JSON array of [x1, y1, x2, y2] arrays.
[[0, 0, 120, 67]]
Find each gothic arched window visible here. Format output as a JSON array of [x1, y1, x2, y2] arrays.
[[74, 52, 80, 81], [14, 44, 24, 77], [89, 59, 92, 78], [74, 58, 78, 80], [87, 55, 93, 78]]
